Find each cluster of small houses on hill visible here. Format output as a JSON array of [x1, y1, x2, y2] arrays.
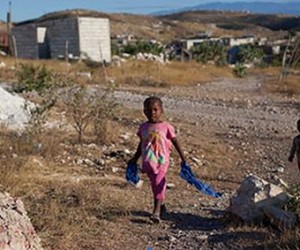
[[0, 10, 292, 65]]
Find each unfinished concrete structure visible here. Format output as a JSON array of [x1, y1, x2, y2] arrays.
[[11, 11, 111, 62]]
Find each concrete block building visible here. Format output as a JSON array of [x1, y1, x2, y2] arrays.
[[11, 11, 111, 62]]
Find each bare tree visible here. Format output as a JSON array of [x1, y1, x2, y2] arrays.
[[61, 86, 93, 144], [279, 34, 300, 82]]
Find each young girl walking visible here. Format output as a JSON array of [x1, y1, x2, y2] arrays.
[[128, 96, 186, 223]]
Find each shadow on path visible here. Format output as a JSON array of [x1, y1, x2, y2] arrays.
[[164, 210, 225, 231], [130, 209, 270, 248], [130, 209, 224, 231]]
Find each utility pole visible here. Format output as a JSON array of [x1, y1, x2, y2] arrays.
[[6, 1, 12, 33], [6, 1, 13, 55]]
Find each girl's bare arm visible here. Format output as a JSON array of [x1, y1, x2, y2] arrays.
[[128, 140, 142, 164], [171, 137, 186, 163]]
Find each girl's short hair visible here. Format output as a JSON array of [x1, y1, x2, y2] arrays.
[[143, 96, 163, 108]]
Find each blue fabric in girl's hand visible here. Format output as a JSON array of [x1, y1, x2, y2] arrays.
[[180, 162, 223, 198], [126, 163, 140, 185]]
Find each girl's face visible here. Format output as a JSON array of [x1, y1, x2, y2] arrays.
[[144, 101, 163, 123]]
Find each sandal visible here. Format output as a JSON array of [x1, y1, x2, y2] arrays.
[[150, 214, 160, 224]]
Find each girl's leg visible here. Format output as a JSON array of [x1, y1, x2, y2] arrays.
[[147, 170, 167, 218]]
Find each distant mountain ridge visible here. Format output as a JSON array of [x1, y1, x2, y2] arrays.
[[153, 1, 300, 16]]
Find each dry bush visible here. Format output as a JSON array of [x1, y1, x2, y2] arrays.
[[61, 86, 93, 143], [89, 119, 121, 145], [60, 84, 119, 144]]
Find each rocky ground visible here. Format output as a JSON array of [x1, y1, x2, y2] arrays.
[[115, 74, 298, 183], [105, 74, 300, 249], [1, 73, 299, 249]]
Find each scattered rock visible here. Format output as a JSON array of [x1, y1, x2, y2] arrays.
[[167, 183, 176, 189], [135, 180, 144, 189], [228, 175, 289, 223], [0, 86, 34, 129], [0, 192, 43, 250]]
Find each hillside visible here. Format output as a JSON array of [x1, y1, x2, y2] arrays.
[[153, 1, 300, 16], [7, 9, 296, 43], [110, 10, 296, 41], [162, 11, 298, 36]]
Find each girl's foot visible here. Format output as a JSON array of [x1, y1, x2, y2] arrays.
[[160, 204, 167, 219], [150, 214, 160, 224]]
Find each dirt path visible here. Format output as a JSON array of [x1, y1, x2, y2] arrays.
[[115, 76, 297, 133], [115, 75, 299, 179], [108, 75, 300, 249]]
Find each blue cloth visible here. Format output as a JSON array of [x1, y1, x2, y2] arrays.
[[126, 163, 140, 185], [180, 162, 223, 198]]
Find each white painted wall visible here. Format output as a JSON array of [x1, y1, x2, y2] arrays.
[[229, 37, 255, 47], [78, 17, 111, 63]]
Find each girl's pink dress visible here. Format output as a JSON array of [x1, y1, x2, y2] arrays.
[[137, 121, 175, 200], [137, 121, 175, 174]]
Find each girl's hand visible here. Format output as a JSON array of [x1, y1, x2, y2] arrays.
[[128, 158, 137, 165]]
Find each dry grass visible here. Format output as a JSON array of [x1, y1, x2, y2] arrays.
[[264, 74, 300, 97], [0, 56, 234, 88], [106, 60, 233, 86], [0, 124, 136, 249], [25, 179, 134, 250], [265, 228, 300, 250]]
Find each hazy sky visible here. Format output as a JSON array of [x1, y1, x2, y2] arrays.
[[0, 0, 290, 22]]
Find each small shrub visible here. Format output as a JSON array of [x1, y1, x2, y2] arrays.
[[121, 41, 164, 56], [15, 63, 55, 94], [238, 45, 264, 65], [190, 41, 227, 65], [23, 95, 56, 156], [233, 63, 247, 78]]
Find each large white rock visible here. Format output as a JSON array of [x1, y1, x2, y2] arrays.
[[228, 175, 289, 223], [0, 192, 42, 250], [0, 86, 33, 129]]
